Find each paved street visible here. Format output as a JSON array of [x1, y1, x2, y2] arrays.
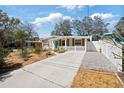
[[0, 51, 85, 88]]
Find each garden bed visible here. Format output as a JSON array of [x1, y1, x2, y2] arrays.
[[71, 69, 122, 88], [0, 49, 55, 74]]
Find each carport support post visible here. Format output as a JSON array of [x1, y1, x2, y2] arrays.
[[52, 40, 54, 50], [65, 39, 67, 50]]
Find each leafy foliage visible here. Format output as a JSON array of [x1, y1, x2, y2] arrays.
[[0, 9, 39, 65], [82, 17, 94, 36], [34, 48, 42, 54], [0, 10, 20, 48], [51, 16, 109, 40], [107, 17, 124, 71], [53, 48, 66, 53], [122, 46, 124, 71], [92, 16, 109, 40], [20, 49, 29, 59], [72, 20, 85, 36], [51, 19, 72, 36], [0, 48, 10, 65], [114, 17, 124, 71]]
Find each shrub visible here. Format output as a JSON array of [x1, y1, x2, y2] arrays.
[[42, 48, 48, 52], [58, 48, 66, 53], [45, 51, 52, 57], [0, 48, 10, 65], [20, 49, 29, 60], [53, 48, 59, 52], [53, 48, 66, 53], [34, 48, 42, 54]]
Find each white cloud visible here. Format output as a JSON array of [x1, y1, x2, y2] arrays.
[[90, 13, 119, 19], [60, 5, 86, 10], [107, 20, 118, 32], [32, 13, 73, 26]]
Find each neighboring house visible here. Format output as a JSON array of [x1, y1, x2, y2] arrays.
[[25, 40, 43, 49], [25, 36, 92, 51]]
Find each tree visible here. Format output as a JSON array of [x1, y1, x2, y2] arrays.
[[0, 10, 20, 64], [15, 23, 39, 50], [15, 28, 26, 50], [51, 19, 72, 36], [20, 23, 39, 41], [0, 10, 20, 48], [51, 16, 109, 38], [92, 16, 109, 40], [72, 20, 85, 36], [115, 17, 124, 36], [82, 17, 94, 36], [113, 17, 124, 71], [103, 17, 124, 71]]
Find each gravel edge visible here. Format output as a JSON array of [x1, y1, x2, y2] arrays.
[[115, 73, 124, 88]]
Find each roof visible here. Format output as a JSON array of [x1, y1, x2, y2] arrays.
[[103, 33, 124, 44], [25, 40, 42, 43], [49, 36, 91, 41], [26, 36, 91, 42]]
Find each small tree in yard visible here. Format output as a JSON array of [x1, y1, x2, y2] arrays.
[[0, 48, 10, 65], [15, 23, 39, 59], [104, 17, 124, 71], [15, 28, 26, 50], [111, 31, 124, 71], [114, 17, 124, 71]]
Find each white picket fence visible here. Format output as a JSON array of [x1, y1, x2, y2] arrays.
[[92, 40, 122, 72]]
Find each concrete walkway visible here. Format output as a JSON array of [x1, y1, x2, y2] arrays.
[[0, 51, 85, 88], [80, 52, 117, 72]]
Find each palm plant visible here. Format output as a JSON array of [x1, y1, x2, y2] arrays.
[[104, 17, 124, 71]]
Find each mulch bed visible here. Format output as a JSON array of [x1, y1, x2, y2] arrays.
[[71, 69, 122, 88], [0, 50, 55, 75]]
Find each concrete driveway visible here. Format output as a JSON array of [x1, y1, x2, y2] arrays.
[[0, 51, 85, 88], [80, 52, 117, 72]]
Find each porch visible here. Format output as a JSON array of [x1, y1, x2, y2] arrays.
[[49, 36, 92, 51]]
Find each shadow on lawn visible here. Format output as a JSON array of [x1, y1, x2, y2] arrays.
[[0, 63, 22, 82]]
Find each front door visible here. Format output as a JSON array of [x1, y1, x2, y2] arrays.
[[54, 41, 59, 48]]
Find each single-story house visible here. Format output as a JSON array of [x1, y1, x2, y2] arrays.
[[48, 36, 92, 51], [25, 36, 92, 51], [25, 40, 43, 49]]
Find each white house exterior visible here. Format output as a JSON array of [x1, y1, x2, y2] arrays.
[[47, 36, 92, 51]]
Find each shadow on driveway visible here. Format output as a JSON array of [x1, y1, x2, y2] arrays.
[[0, 63, 23, 82]]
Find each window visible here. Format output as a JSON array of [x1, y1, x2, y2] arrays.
[[75, 39, 81, 46], [62, 40, 65, 46]]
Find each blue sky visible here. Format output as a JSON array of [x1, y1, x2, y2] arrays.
[[0, 5, 123, 37]]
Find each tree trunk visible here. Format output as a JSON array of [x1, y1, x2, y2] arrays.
[[122, 46, 124, 71], [0, 39, 4, 48]]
